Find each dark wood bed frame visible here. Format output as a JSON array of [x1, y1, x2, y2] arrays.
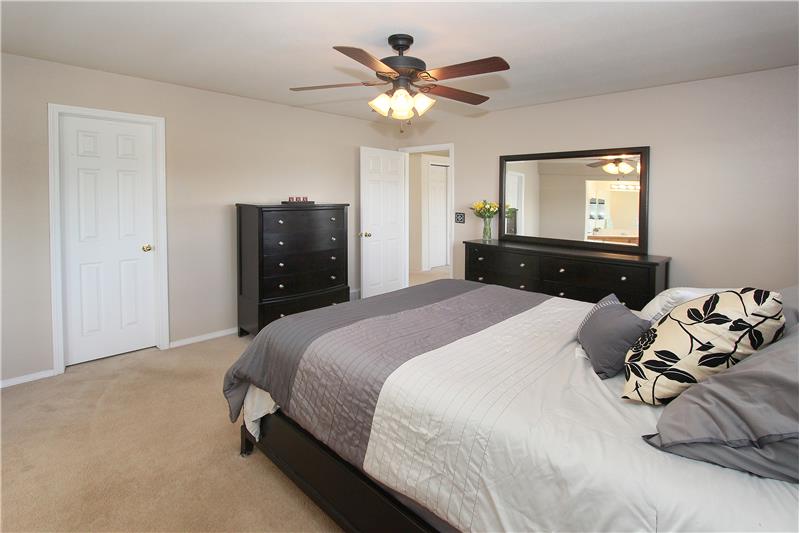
[[240, 411, 436, 533]]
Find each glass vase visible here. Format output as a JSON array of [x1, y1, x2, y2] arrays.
[[482, 217, 492, 241]]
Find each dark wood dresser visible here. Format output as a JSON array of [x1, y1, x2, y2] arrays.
[[464, 239, 670, 310], [237, 203, 350, 336]]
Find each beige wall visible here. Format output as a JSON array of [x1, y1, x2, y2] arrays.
[[409, 153, 423, 272], [1, 53, 395, 380], [394, 66, 799, 289]]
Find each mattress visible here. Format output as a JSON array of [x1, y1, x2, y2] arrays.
[[225, 280, 798, 532]]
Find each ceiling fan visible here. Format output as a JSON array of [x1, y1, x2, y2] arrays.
[[290, 34, 510, 120], [587, 155, 640, 175]]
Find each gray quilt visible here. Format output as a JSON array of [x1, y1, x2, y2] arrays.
[[223, 279, 551, 467]]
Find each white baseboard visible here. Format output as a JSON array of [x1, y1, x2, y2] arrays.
[[349, 288, 361, 301], [1, 369, 59, 389], [169, 327, 238, 348]]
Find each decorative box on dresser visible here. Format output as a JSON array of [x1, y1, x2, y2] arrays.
[[237, 203, 350, 336], [464, 240, 670, 310]]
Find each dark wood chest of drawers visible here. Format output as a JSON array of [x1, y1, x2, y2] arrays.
[[237, 203, 350, 336], [464, 240, 670, 310]]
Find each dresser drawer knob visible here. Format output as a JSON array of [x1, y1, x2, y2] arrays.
[[331, 302, 338, 306], [278, 284, 285, 289], [520, 263, 525, 268], [330, 275, 337, 280], [279, 313, 285, 318], [621, 302, 627, 306], [477, 276, 484, 281], [330, 216, 336, 222], [520, 285, 526, 289], [330, 256, 336, 261], [558, 268, 566, 273], [558, 291, 565, 297], [278, 219, 284, 224], [620, 275, 627, 281], [331, 236, 337, 241], [478, 257, 484, 261], [278, 241, 284, 246], [278, 262, 285, 268]]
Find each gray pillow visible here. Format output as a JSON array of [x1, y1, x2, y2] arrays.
[[779, 285, 798, 333], [643, 326, 799, 482], [577, 294, 651, 379]]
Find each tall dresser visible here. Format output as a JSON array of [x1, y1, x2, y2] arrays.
[[237, 203, 350, 336], [464, 240, 670, 310]]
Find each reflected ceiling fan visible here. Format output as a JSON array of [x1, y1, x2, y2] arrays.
[[587, 155, 640, 175], [290, 34, 510, 121]]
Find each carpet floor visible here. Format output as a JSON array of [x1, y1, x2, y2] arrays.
[[1, 334, 340, 532]]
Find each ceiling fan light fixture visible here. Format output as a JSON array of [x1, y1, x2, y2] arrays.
[[602, 162, 620, 175], [390, 88, 414, 116], [391, 107, 414, 120], [368, 93, 392, 116], [617, 161, 635, 174], [413, 92, 436, 116]]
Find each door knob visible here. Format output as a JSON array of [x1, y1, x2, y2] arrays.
[[142, 244, 152, 252]]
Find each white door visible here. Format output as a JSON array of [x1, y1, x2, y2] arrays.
[[422, 157, 449, 269], [61, 115, 157, 365], [360, 146, 408, 298], [505, 170, 525, 234]]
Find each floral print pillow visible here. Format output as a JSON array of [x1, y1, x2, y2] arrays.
[[622, 288, 785, 405]]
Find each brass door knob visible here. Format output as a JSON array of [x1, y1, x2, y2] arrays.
[[142, 244, 153, 252]]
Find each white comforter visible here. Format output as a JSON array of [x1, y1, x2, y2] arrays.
[[362, 297, 799, 532]]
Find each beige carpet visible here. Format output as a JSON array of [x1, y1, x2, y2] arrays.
[[1, 334, 340, 532], [409, 266, 451, 287]]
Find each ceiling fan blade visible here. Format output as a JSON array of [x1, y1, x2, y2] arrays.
[[333, 46, 399, 78], [290, 80, 388, 91], [417, 84, 489, 105], [586, 161, 606, 167], [419, 56, 509, 82]]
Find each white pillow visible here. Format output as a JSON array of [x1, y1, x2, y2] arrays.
[[640, 287, 731, 322]]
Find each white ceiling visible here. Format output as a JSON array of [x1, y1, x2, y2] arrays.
[[2, 2, 797, 122]]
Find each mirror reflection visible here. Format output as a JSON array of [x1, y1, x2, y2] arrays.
[[503, 154, 642, 247]]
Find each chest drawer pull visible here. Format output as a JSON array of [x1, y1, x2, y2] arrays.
[[330, 216, 336, 222], [279, 313, 285, 318], [520, 284, 526, 289], [558, 268, 566, 273], [278, 283, 285, 289], [520, 263, 525, 268], [278, 219, 284, 224], [330, 255, 336, 261], [278, 262, 285, 267], [477, 276, 484, 281], [558, 291, 565, 297], [331, 236, 337, 241], [620, 275, 627, 281], [478, 256, 484, 261], [330, 275, 337, 280], [278, 241, 284, 246], [331, 302, 338, 306]]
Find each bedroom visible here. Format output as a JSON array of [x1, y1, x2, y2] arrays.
[[1, 2, 798, 532]]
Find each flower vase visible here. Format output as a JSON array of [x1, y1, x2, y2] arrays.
[[482, 217, 492, 241]]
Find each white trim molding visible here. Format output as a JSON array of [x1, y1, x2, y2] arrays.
[[1, 369, 59, 389], [169, 328, 238, 349], [48, 103, 169, 376]]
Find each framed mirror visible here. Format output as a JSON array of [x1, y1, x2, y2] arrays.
[[499, 146, 650, 254]]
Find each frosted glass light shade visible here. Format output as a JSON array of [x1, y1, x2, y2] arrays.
[[617, 161, 635, 174], [368, 93, 391, 116], [391, 107, 414, 120], [413, 92, 436, 116], [390, 88, 414, 115], [602, 162, 620, 175]]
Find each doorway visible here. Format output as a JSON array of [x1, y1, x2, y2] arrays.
[[400, 144, 454, 287], [49, 104, 169, 373]]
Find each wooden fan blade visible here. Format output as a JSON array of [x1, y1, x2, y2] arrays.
[[419, 56, 509, 82], [333, 46, 399, 78], [290, 80, 388, 91], [418, 84, 489, 105], [587, 161, 606, 167]]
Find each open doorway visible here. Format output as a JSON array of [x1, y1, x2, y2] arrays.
[[399, 143, 454, 287]]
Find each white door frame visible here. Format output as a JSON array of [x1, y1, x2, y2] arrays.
[[398, 143, 455, 273], [48, 103, 169, 374]]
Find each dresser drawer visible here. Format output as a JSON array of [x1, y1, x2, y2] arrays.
[[540, 257, 649, 292], [261, 249, 344, 277], [467, 246, 538, 277], [259, 286, 349, 326], [541, 281, 649, 310], [465, 269, 538, 292], [260, 267, 346, 300], [262, 209, 344, 232], [263, 228, 345, 254]]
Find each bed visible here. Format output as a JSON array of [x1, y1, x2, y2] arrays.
[[224, 279, 798, 532]]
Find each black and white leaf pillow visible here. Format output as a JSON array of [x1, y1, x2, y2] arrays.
[[622, 288, 785, 405]]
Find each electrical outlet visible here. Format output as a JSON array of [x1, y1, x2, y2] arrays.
[[455, 212, 466, 224]]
